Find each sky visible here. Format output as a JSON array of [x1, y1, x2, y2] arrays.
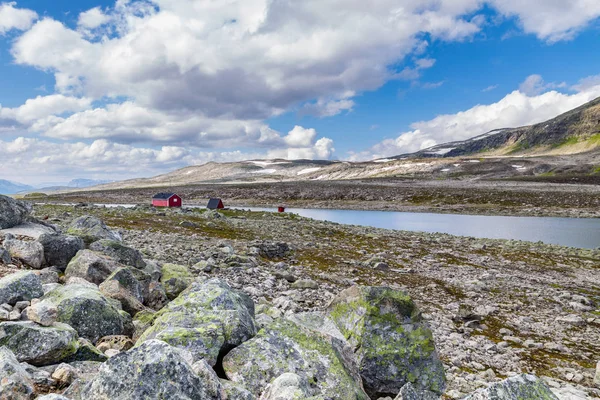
[[1, 0, 600, 185]]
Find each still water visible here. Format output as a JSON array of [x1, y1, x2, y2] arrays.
[[240, 207, 600, 249]]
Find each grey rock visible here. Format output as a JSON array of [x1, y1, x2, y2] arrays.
[[42, 284, 128, 343], [393, 382, 439, 400], [594, 360, 600, 388], [192, 359, 226, 398], [51, 362, 77, 385], [255, 241, 290, 259], [221, 380, 256, 400], [37, 395, 71, 400], [0, 195, 31, 229], [137, 278, 256, 366], [42, 283, 61, 294], [80, 340, 223, 399], [25, 300, 57, 326], [223, 318, 368, 399], [0, 271, 44, 305], [290, 279, 319, 290], [0, 346, 35, 400], [38, 234, 85, 270], [66, 215, 121, 244], [64, 250, 121, 285], [160, 263, 193, 300], [463, 374, 558, 399], [4, 239, 45, 269], [0, 321, 79, 366], [64, 338, 108, 363], [146, 281, 168, 310], [89, 239, 146, 269], [327, 286, 445, 398], [38, 267, 60, 284], [0, 247, 10, 264], [99, 267, 147, 315], [259, 373, 311, 400]]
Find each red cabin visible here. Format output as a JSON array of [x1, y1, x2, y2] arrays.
[[152, 192, 182, 208]]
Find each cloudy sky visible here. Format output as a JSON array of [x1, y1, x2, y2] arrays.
[[1, 0, 600, 185]]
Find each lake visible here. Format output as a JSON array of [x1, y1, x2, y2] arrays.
[[238, 207, 600, 249]]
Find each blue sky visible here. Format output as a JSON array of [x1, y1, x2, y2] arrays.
[[1, 0, 600, 185]]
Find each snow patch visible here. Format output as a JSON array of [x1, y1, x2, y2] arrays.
[[249, 161, 290, 167], [441, 168, 450, 172], [297, 167, 322, 175], [425, 147, 455, 155], [251, 169, 277, 174], [374, 159, 393, 163], [467, 160, 481, 163]]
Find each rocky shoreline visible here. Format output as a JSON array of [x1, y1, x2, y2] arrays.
[[0, 195, 599, 399]]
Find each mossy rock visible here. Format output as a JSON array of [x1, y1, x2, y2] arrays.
[[463, 374, 558, 399], [327, 286, 446, 398], [89, 239, 146, 269], [223, 318, 369, 399], [137, 278, 256, 366], [160, 263, 193, 300], [66, 215, 121, 244]]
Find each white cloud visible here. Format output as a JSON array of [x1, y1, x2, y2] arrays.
[[489, 0, 600, 42], [0, 2, 37, 34], [482, 84, 499, 92], [78, 7, 110, 29], [518, 74, 566, 96], [354, 78, 600, 160]]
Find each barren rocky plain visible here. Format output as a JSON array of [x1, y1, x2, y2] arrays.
[[1, 177, 599, 399]]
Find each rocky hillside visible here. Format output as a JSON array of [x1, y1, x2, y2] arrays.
[[408, 96, 600, 158], [0, 180, 34, 195]]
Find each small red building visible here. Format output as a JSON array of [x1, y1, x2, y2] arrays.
[[152, 193, 182, 208], [207, 198, 224, 210]]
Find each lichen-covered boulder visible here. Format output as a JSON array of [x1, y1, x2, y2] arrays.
[[160, 263, 193, 300], [64, 338, 108, 363], [67, 215, 121, 244], [327, 286, 445, 398], [463, 374, 558, 399], [80, 340, 222, 399], [137, 279, 256, 366], [4, 238, 45, 269], [99, 267, 147, 315], [259, 373, 311, 400], [64, 250, 121, 285], [89, 239, 146, 269], [0, 247, 11, 264], [0, 321, 79, 366], [0, 346, 35, 400], [222, 380, 256, 400], [393, 382, 439, 400], [0, 195, 31, 229], [223, 318, 368, 399], [38, 234, 85, 270], [0, 270, 43, 305], [42, 284, 128, 343]]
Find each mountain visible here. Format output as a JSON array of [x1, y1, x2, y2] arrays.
[[404, 96, 600, 158], [0, 180, 34, 195], [68, 179, 113, 188]]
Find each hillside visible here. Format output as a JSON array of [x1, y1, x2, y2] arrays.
[[407, 96, 600, 158], [0, 180, 33, 195]]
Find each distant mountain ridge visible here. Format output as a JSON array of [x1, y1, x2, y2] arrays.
[[0, 180, 34, 195], [404, 96, 600, 158]]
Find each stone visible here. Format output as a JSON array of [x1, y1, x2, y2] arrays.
[[0, 321, 79, 366], [259, 373, 311, 400], [99, 267, 148, 315], [0, 195, 31, 229], [223, 318, 368, 399], [51, 363, 76, 385], [64, 338, 108, 363], [80, 340, 223, 399], [463, 374, 558, 399], [3, 239, 45, 269], [37, 395, 71, 400], [26, 300, 58, 326], [327, 286, 445, 398], [137, 278, 256, 366], [160, 263, 193, 300], [104, 349, 120, 357], [290, 279, 319, 290], [255, 241, 290, 259], [42, 284, 129, 343], [0, 270, 44, 305], [192, 359, 226, 399], [61, 361, 103, 398], [38, 234, 85, 271], [393, 382, 439, 400], [222, 380, 256, 400], [89, 239, 146, 269], [0, 247, 10, 264], [96, 335, 134, 353], [555, 314, 585, 326], [38, 267, 60, 284], [0, 346, 35, 400], [67, 215, 121, 244], [42, 283, 60, 295], [594, 361, 600, 388], [64, 250, 122, 285], [146, 281, 168, 310]]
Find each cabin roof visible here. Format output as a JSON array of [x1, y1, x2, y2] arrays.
[[152, 192, 177, 200]]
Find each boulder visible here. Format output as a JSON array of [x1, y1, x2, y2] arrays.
[[137, 279, 256, 366], [38, 234, 85, 270], [0, 247, 10, 264], [393, 382, 439, 400], [42, 284, 129, 343], [146, 281, 168, 310], [3, 238, 44, 269], [327, 286, 445, 398], [64, 338, 108, 363], [99, 267, 147, 315], [160, 263, 193, 300], [80, 340, 223, 399], [0, 321, 79, 366], [0, 195, 31, 229], [223, 318, 368, 399], [222, 380, 256, 400], [0, 346, 35, 400], [25, 300, 58, 326], [259, 373, 311, 400], [64, 250, 121, 285], [37, 395, 71, 400], [463, 374, 558, 399], [38, 267, 60, 284], [0, 271, 44, 305], [89, 239, 146, 269], [66, 215, 121, 244]]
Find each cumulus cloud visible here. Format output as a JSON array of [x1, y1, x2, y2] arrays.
[[353, 77, 600, 160], [0, 2, 37, 34], [518, 74, 566, 96], [78, 7, 111, 29]]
